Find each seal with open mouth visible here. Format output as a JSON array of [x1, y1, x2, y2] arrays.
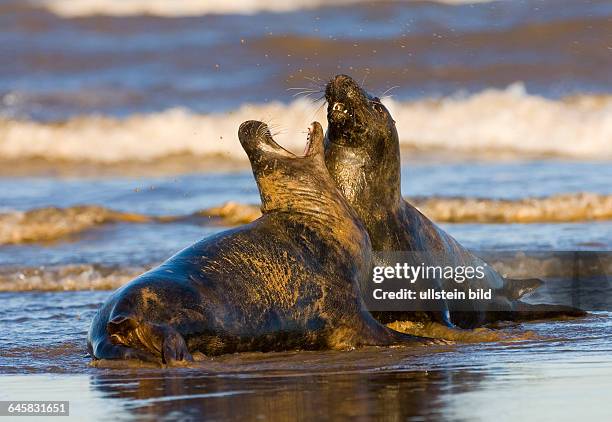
[[324, 74, 585, 328], [87, 121, 434, 366]]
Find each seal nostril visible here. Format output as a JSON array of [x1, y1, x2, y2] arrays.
[[334, 74, 353, 85]]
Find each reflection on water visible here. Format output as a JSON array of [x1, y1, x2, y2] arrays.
[[2, 353, 611, 420], [1, 313, 611, 420], [90, 370, 469, 421]]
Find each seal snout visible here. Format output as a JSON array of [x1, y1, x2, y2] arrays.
[[326, 74, 360, 102], [238, 120, 272, 158], [326, 74, 357, 93], [238, 120, 272, 154], [326, 74, 364, 125], [238, 120, 297, 159], [238, 120, 270, 142]]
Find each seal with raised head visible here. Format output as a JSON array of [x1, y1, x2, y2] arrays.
[[88, 121, 432, 365], [323, 74, 585, 328]]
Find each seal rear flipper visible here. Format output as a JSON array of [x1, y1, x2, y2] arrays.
[[510, 301, 587, 321], [502, 277, 544, 300], [387, 328, 453, 346], [354, 313, 451, 347]]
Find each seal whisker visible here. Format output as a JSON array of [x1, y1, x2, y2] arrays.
[[290, 89, 318, 96], [360, 72, 370, 90], [306, 99, 327, 123], [260, 120, 286, 140], [293, 91, 320, 99], [302, 80, 326, 96], [266, 121, 281, 131], [313, 98, 327, 114], [379, 85, 400, 97], [304, 76, 325, 89], [255, 121, 274, 139]]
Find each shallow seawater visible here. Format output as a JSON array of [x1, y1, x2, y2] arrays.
[[4, 0, 611, 121], [0, 160, 610, 292]]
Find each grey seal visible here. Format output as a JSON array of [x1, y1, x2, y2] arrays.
[[323, 74, 585, 328], [87, 121, 432, 366]]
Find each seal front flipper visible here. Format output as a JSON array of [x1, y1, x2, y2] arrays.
[[502, 277, 543, 300], [156, 325, 194, 365], [107, 315, 193, 365]]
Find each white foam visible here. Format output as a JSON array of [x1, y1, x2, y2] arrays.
[[0, 99, 323, 163], [1, 84, 611, 163], [387, 83, 612, 159], [0, 264, 144, 291], [35, 0, 493, 17]]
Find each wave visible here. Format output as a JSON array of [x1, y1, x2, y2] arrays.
[[32, 0, 493, 18], [388, 85, 612, 159], [0, 205, 153, 245], [0, 202, 262, 245], [0, 264, 146, 292], [414, 193, 612, 224], [2, 85, 611, 164], [0, 101, 319, 164], [1, 193, 611, 245]]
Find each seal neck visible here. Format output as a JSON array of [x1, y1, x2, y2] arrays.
[[257, 171, 368, 249], [259, 180, 356, 225], [324, 134, 403, 218]]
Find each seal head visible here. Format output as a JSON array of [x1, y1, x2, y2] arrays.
[[325, 74, 402, 216], [239, 120, 344, 218], [326, 74, 395, 148]]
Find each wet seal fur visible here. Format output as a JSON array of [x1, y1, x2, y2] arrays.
[[88, 121, 435, 366], [323, 74, 585, 328]]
